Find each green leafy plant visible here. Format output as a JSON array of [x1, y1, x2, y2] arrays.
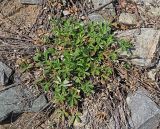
[[19, 60, 33, 72], [30, 18, 131, 125]]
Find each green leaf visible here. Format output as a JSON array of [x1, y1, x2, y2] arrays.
[[68, 89, 80, 107], [44, 82, 51, 92]]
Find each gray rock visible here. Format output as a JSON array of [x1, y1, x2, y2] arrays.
[[126, 87, 160, 129], [116, 28, 160, 67], [0, 86, 25, 122], [0, 85, 47, 122], [29, 94, 47, 112], [20, 0, 43, 5], [0, 62, 13, 86], [118, 13, 137, 25], [88, 13, 106, 23]]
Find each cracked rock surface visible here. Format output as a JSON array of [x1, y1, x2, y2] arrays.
[[116, 28, 160, 67], [0, 85, 47, 123]]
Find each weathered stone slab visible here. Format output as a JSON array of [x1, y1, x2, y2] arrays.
[[116, 28, 160, 67], [0, 85, 47, 122]]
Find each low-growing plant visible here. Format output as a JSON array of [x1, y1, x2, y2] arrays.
[[29, 18, 131, 125]]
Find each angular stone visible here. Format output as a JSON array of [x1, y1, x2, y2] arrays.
[[118, 13, 137, 25], [88, 13, 106, 23], [0, 86, 25, 122], [20, 0, 43, 5], [0, 85, 47, 122], [126, 87, 160, 129], [116, 28, 160, 67], [0, 62, 13, 86]]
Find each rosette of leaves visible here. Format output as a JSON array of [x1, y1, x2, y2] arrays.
[[31, 18, 131, 125]]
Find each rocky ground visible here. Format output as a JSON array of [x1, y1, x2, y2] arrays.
[[0, 0, 160, 129]]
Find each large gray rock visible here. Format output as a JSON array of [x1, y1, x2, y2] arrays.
[[20, 0, 43, 5], [116, 28, 160, 67], [0, 86, 25, 122], [118, 13, 137, 25], [126, 87, 160, 129], [0, 62, 13, 86], [0, 85, 47, 122]]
